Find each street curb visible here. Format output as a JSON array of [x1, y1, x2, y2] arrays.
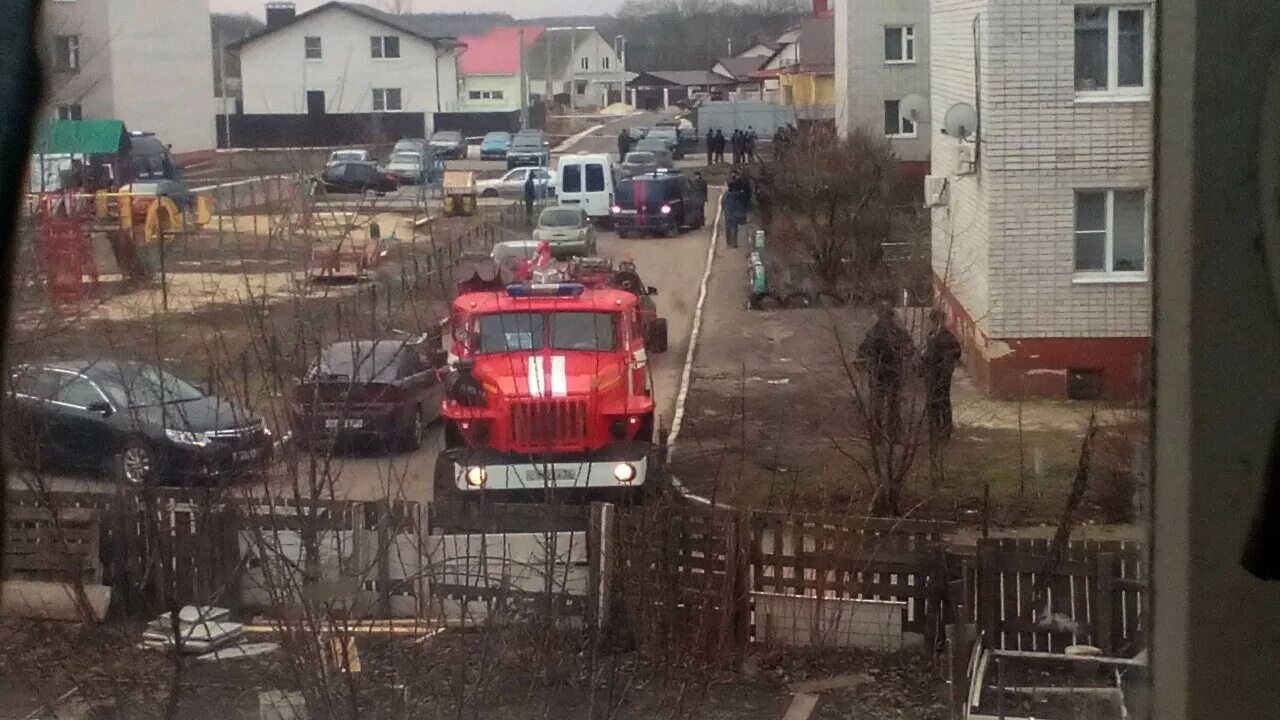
[[666, 187, 731, 509], [552, 123, 606, 153]]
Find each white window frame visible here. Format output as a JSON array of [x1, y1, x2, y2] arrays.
[[371, 88, 402, 112], [884, 99, 917, 138], [1074, 4, 1153, 102], [1072, 188, 1150, 283], [884, 25, 915, 64], [54, 34, 80, 73], [304, 36, 322, 61], [602, 56, 611, 70], [56, 104, 82, 120], [370, 35, 400, 60]]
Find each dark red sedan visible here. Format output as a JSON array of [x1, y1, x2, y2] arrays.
[[292, 338, 447, 452]]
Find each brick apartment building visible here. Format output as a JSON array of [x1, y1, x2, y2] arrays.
[[929, 0, 1154, 399]]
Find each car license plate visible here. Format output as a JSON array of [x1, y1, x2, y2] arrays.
[[523, 468, 579, 484], [233, 448, 261, 462], [615, 209, 637, 215], [324, 419, 365, 429]]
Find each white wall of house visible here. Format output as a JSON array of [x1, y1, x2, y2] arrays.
[[40, 0, 215, 153], [460, 74, 520, 112], [239, 7, 457, 116], [834, 0, 930, 162], [930, 0, 1154, 341], [568, 32, 626, 106]]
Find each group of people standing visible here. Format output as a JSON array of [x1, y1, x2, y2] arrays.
[[857, 302, 964, 447], [705, 127, 759, 165]]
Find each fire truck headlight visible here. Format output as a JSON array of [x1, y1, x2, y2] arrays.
[[613, 463, 637, 483], [464, 466, 488, 487]]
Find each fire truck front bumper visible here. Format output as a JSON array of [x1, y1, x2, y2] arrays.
[[441, 442, 656, 503]]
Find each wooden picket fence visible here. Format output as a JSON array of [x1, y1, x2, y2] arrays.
[[611, 498, 956, 661], [611, 498, 1148, 660], [952, 538, 1147, 656], [2, 489, 425, 618]]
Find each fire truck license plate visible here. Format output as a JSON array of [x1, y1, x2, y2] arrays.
[[325, 419, 364, 429], [524, 468, 578, 484]]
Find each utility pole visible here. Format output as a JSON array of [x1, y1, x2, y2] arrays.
[[569, 29, 577, 110], [217, 29, 231, 148], [518, 24, 528, 129]]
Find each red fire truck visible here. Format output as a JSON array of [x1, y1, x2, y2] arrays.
[[432, 251, 669, 531]]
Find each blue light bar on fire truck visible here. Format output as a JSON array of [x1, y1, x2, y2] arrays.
[[505, 283, 586, 298]]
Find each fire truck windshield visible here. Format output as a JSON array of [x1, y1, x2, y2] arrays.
[[474, 312, 617, 353]]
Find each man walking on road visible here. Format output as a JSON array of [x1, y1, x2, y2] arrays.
[[922, 307, 963, 443], [523, 172, 536, 221], [691, 171, 709, 206], [618, 129, 632, 160], [722, 170, 750, 248], [745, 126, 758, 162], [705, 128, 715, 165], [857, 301, 915, 444], [713, 129, 727, 164]]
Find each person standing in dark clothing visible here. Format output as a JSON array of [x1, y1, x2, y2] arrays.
[[618, 129, 632, 160], [730, 130, 742, 164], [722, 170, 750, 248], [691, 171, 709, 205], [922, 308, 963, 443], [714, 129, 727, 163], [745, 126, 758, 162], [705, 128, 715, 165], [858, 301, 915, 444], [523, 172, 536, 221]]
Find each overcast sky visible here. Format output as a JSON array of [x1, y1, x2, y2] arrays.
[[210, 0, 625, 18]]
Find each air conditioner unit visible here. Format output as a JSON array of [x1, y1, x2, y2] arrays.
[[923, 175, 948, 207]]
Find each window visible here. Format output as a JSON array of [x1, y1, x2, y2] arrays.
[[602, 56, 611, 70], [370, 35, 400, 59], [1074, 189, 1147, 276], [54, 377, 106, 408], [304, 36, 322, 60], [883, 99, 916, 137], [468, 91, 482, 100], [54, 35, 80, 73], [56, 104, 82, 120], [562, 164, 582, 193], [372, 88, 402, 111], [491, 90, 504, 100], [549, 313, 616, 352], [468, 90, 505, 101], [580, 57, 590, 70], [884, 26, 915, 63], [1074, 6, 1148, 95], [585, 163, 605, 192]]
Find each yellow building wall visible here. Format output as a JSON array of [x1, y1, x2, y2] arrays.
[[779, 73, 835, 107]]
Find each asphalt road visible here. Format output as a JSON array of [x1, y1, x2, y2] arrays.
[[9, 111, 718, 510]]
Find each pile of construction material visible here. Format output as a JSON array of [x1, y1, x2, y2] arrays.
[[141, 605, 245, 655]]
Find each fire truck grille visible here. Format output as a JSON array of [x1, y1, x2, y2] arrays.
[[510, 399, 589, 448]]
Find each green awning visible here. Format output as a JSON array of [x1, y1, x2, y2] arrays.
[[33, 119, 127, 155]]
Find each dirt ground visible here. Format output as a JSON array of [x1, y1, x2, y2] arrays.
[[0, 619, 945, 720], [671, 219, 1147, 528]]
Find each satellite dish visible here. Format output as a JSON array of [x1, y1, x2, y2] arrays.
[[943, 103, 978, 140], [898, 93, 928, 125]]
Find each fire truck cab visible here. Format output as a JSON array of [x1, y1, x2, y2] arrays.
[[433, 276, 668, 528]]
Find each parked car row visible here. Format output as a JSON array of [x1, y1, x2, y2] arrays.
[[4, 336, 450, 487]]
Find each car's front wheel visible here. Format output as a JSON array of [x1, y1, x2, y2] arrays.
[[399, 405, 426, 452], [116, 436, 158, 486], [482, 188, 499, 198]]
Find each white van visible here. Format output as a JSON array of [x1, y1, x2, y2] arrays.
[[555, 153, 615, 223]]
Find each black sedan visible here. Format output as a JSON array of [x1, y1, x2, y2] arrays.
[[4, 360, 274, 485], [320, 162, 399, 195], [291, 339, 447, 452]]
